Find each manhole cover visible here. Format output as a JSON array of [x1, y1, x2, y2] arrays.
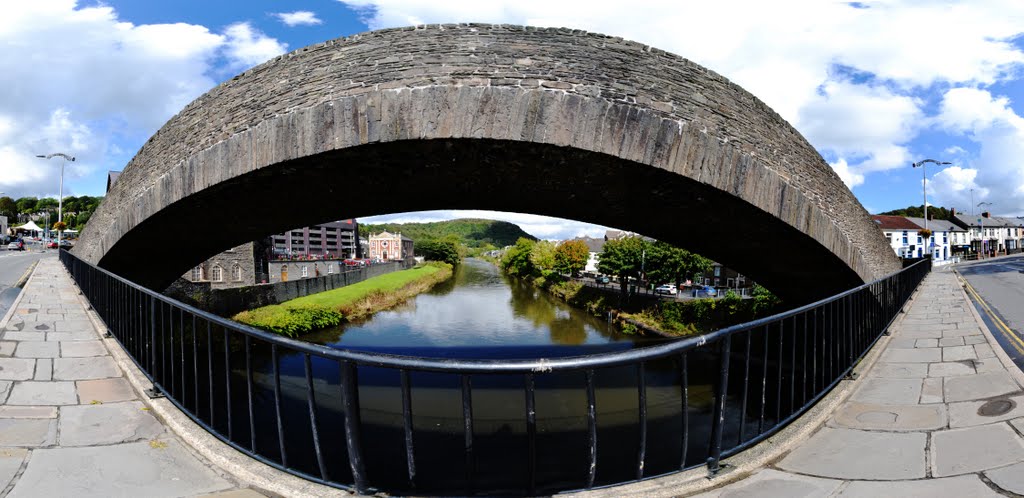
[[978, 399, 1016, 417]]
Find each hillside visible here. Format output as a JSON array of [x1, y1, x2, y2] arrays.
[[359, 218, 536, 249]]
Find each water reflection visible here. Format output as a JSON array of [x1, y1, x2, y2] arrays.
[[304, 258, 656, 356]]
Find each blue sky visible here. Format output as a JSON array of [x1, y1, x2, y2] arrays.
[[3, 1, 1024, 239]]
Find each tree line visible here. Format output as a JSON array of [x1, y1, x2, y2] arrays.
[[0, 195, 103, 231], [501, 236, 715, 296]]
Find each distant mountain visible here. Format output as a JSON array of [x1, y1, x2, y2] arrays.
[[359, 219, 537, 249]]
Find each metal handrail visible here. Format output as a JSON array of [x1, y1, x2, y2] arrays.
[[59, 249, 930, 495]]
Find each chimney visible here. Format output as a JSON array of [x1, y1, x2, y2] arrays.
[[950, 207, 957, 218], [982, 212, 991, 218]]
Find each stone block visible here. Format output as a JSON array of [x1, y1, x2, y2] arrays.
[[52, 357, 120, 380], [0, 448, 27, 492], [15, 341, 59, 358], [831, 402, 946, 431], [698, 468, 842, 497], [932, 423, 1024, 476], [942, 345, 976, 362], [928, 362, 974, 377], [77, 378, 136, 404], [880, 348, 941, 363], [59, 401, 164, 446], [60, 340, 107, 358], [5, 381, 77, 405], [0, 418, 55, 446], [872, 363, 928, 378], [0, 358, 36, 381], [944, 371, 1020, 403], [851, 378, 922, 405], [777, 427, 925, 479], [839, 475, 1000, 497]]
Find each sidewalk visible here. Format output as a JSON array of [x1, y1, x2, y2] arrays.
[[0, 257, 264, 497], [695, 266, 1024, 497]]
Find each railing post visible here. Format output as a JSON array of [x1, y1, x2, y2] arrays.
[[707, 335, 731, 475], [341, 361, 369, 493], [145, 296, 163, 399]]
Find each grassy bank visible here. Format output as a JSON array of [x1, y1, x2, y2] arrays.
[[234, 262, 453, 337]]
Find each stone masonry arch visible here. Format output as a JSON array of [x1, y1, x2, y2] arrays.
[[73, 24, 900, 304]]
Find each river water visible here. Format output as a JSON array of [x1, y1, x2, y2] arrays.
[[302, 258, 664, 357]]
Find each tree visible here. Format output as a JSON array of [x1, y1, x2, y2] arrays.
[[36, 198, 58, 211], [529, 240, 557, 272], [554, 239, 589, 275], [597, 236, 649, 295], [415, 239, 462, 266], [0, 197, 16, 219], [645, 241, 714, 288], [15, 197, 38, 215], [501, 237, 536, 277]]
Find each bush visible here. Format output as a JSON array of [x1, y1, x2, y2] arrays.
[[235, 305, 342, 337]]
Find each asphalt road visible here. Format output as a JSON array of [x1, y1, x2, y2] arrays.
[[957, 254, 1024, 366], [0, 246, 53, 318]]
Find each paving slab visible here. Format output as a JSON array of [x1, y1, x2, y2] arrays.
[[938, 337, 964, 347], [944, 371, 1021, 402], [60, 340, 107, 358], [0, 406, 58, 418], [942, 345, 976, 362], [52, 356, 120, 380], [1, 331, 45, 342], [0, 418, 55, 446], [850, 378, 921, 405], [872, 363, 928, 378], [5, 381, 78, 405], [6, 439, 234, 498], [928, 362, 975, 377], [0, 448, 27, 491], [59, 401, 164, 446], [831, 402, 946, 431], [837, 474, 1000, 497], [948, 394, 1024, 428], [76, 378, 136, 403], [777, 427, 926, 480], [198, 490, 268, 498], [879, 348, 941, 363], [0, 341, 14, 356], [984, 461, 1024, 495], [46, 331, 100, 342], [695, 469, 842, 497], [931, 423, 1024, 477], [975, 343, 996, 359], [887, 338, 918, 349]]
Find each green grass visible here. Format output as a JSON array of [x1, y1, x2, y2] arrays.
[[234, 262, 452, 336], [285, 263, 445, 310]]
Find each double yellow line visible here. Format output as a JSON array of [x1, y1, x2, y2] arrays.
[[961, 277, 1024, 356]]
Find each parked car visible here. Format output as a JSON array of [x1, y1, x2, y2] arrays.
[[58, 240, 72, 248], [47, 241, 58, 249], [654, 284, 677, 295], [596, 276, 610, 284], [7, 240, 24, 251], [693, 285, 718, 297]]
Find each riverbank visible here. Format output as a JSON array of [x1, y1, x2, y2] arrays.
[[233, 262, 453, 336]]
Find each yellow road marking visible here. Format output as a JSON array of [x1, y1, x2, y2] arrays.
[[962, 278, 1024, 356]]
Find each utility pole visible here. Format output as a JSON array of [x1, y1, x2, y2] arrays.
[[912, 159, 953, 231]]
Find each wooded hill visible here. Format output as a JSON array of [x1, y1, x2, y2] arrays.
[[359, 218, 537, 250]]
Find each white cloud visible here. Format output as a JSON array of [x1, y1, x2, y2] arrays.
[[0, 3, 288, 199], [275, 11, 323, 27], [830, 158, 865, 189], [223, 23, 287, 70], [930, 88, 1024, 215], [361, 210, 612, 241]]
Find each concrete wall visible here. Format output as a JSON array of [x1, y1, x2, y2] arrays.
[[75, 24, 901, 304]]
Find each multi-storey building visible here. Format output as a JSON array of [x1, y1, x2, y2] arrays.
[[951, 213, 1023, 256], [271, 219, 361, 259]]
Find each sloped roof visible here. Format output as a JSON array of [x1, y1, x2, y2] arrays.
[[905, 217, 966, 232], [871, 215, 920, 230], [568, 236, 605, 253]]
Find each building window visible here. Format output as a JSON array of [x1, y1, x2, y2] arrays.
[[211, 266, 223, 282], [233, 264, 242, 281], [302, 266, 309, 278], [191, 266, 203, 281], [714, 267, 721, 277]]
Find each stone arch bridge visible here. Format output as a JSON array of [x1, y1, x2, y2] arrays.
[[73, 24, 900, 304]]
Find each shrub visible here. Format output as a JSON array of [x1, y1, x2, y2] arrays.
[[235, 304, 342, 337]]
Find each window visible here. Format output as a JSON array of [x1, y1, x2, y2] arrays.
[[211, 266, 223, 282], [233, 264, 242, 281], [301, 266, 309, 278], [902, 231, 908, 244], [191, 266, 203, 281], [943, 232, 947, 243], [714, 267, 721, 277]]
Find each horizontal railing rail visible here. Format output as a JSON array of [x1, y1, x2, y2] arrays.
[[60, 249, 930, 496]]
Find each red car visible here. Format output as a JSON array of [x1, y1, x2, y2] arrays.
[[47, 241, 58, 249]]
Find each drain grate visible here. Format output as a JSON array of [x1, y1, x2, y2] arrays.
[[978, 398, 1016, 417]]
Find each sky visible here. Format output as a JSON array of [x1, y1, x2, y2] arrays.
[[3, 1, 1024, 240]]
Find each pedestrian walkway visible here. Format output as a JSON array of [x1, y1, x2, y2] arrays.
[[695, 267, 1024, 497], [0, 257, 264, 497]]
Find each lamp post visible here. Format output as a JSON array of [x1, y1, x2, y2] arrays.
[[978, 201, 993, 258], [911, 159, 952, 231], [35, 153, 75, 248]]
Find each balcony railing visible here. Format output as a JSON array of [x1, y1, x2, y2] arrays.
[[59, 250, 930, 496]]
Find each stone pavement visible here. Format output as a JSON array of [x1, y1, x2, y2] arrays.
[[0, 257, 265, 497], [696, 267, 1024, 497]]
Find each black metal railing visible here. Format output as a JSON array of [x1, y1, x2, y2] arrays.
[[60, 249, 930, 496]]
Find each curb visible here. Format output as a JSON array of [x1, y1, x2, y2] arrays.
[[953, 268, 1024, 389], [0, 262, 38, 329]]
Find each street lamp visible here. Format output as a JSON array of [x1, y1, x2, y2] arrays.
[[911, 159, 952, 231], [35, 153, 75, 248], [978, 201, 993, 258]]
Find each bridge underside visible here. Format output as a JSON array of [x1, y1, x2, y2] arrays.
[[99, 139, 862, 305]]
